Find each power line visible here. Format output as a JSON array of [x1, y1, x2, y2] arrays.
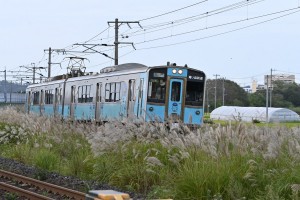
[[125, 0, 263, 38], [135, 6, 299, 45], [139, 0, 208, 22], [274, 69, 300, 75], [135, 8, 300, 50]]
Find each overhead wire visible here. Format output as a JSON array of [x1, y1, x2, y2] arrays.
[[138, 0, 209, 22], [134, 7, 300, 45], [125, 0, 264, 37], [135, 8, 300, 50]]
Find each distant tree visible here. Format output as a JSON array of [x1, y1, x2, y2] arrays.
[[272, 81, 300, 107], [249, 80, 300, 109], [248, 90, 265, 107], [205, 79, 249, 110]]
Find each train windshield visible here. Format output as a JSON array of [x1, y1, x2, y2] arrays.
[[185, 70, 205, 106], [147, 68, 167, 103]]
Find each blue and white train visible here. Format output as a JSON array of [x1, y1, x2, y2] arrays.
[[25, 62, 206, 125]]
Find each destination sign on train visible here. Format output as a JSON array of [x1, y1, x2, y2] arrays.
[[188, 75, 203, 80]]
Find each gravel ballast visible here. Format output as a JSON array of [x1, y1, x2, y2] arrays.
[[0, 156, 144, 199]]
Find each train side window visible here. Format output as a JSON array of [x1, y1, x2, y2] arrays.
[[105, 84, 110, 102], [105, 82, 121, 102], [129, 79, 135, 101], [40, 90, 44, 105], [45, 90, 54, 104], [27, 92, 31, 105], [115, 82, 120, 101], [96, 83, 102, 102], [59, 88, 63, 104], [55, 88, 62, 104], [71, 86, 76, 103], [110, 83, 116, 101], [33, 91, 39, 105], [78, 85, 93, 103], [87, 85, 93, 102]]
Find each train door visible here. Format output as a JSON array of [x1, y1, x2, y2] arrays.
[[95, 82, 102, 121], [70, 86, 76, 118], [127, 79, 135, 117], [167, 79, 184, 121], [136, 78, 144, 118]]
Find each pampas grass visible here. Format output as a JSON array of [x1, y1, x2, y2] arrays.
[[1, 106, 300, 199]]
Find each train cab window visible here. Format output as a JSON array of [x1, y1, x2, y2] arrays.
[[147, 68, 167, 103], [33, 91, 40, 105], [105, 82, 121, 102], [45, 90, 54, 104], [78, 85, 93, 103], [185, 70, 205, 106]]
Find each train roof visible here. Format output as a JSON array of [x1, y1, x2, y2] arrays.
[[26, 63, 205, 89], [100, 63, 148, 73]]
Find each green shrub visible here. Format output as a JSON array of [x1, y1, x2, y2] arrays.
[[33, 149, 59, 171], [252, 118, 261, 123]]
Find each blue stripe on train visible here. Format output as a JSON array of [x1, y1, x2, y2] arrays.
[[73, 104, 95, 120], [146, 104, 165, 122], [183, 107, 203, 125], [101, 103, 123, 121]]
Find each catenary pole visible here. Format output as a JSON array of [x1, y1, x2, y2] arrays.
[[213, 74, 220, 109], [266, 75, 269, 123], [108, 18, 141, 65]]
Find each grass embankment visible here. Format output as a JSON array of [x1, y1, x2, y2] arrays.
[[1, 107, 300, 199]]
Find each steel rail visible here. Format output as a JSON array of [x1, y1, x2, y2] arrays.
[[0, 169, 86, 200], [0, 182, 53, 200]]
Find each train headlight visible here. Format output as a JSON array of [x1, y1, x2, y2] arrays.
[[178, 69, 183, 74], [172, 69, 177, 74], [195, 110, 200, 115]]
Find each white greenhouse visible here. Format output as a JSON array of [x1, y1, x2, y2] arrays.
[[210, 106, 300, 122]]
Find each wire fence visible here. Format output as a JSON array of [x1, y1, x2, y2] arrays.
[[0, 93, 26, 104]]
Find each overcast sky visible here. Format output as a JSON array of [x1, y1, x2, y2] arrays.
[[1, 0, 299, 85]]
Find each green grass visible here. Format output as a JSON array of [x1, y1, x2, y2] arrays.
[[211, 119, 300, 128]]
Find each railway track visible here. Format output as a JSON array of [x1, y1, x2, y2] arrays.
[[0, 169, 86, 199]]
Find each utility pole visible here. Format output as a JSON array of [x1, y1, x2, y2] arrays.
[[32, 63, 36, 84], [44, 47, 65, 78], [47, 47, 51, 78], [107, 18, 141, 65], [266, 75, 269, 123], [1, 69, 7, 103], [222, 77, 225, 106], [114, 18, 119, 65], [270, 68, 275, 108], [9, 80, 12, 104], [213, 74, 220, 109], [4, 69, 7, 103], [21, 64, 46, 84]]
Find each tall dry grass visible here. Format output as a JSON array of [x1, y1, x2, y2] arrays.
[[1, 106, 300, 198]]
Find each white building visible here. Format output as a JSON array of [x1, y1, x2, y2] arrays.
[[210, 106, 300, 122], [264, 74, 295, 88]]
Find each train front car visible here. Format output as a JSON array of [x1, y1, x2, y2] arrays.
[[146, 63, 206, 126]]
